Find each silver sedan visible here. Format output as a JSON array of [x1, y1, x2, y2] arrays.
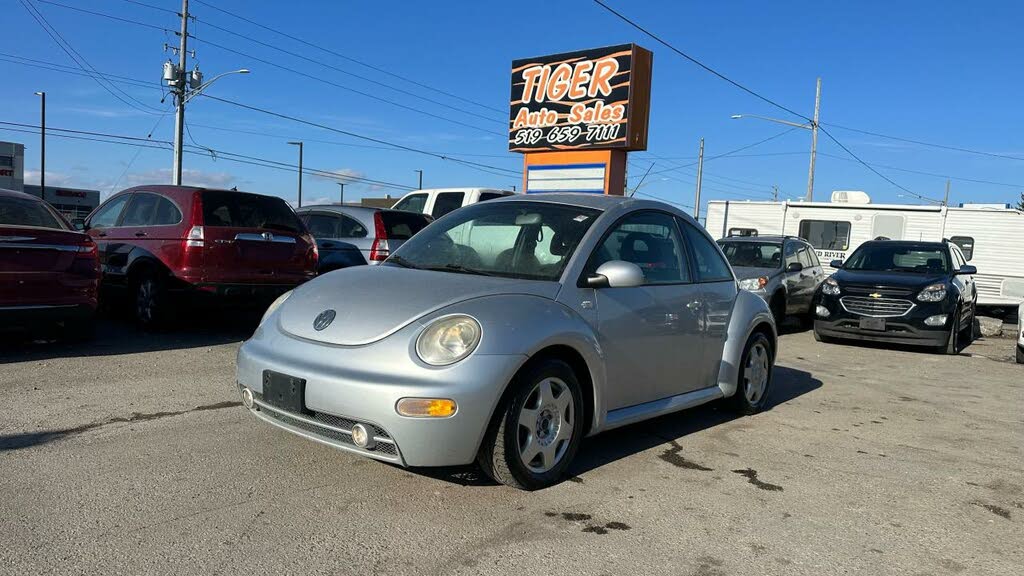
[[236, 193, 776, 490]]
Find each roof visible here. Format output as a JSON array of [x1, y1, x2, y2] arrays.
[[295, 204, 426, 217], [496, 192, 635, 210], [718, 234, 802, 243], [861, 239, 948, 248], [0, 188, 46, 202]]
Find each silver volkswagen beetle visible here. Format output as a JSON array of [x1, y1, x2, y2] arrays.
[[236, 193, 776, 490]]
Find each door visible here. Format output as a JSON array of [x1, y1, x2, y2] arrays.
[[86, 193, 132, 285], [792, 244, 820, 312], [949, 245, 976, 309], [117, 192, 184, 269], [300, 211, 368, 272], [586, 211, 705, 410], [680, 220, 738, 386], [782, 240, 804, 313]]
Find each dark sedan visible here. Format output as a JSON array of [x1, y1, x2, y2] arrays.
[[813, 240, 977, 354]]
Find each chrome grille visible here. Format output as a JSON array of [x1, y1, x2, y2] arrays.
[[840, 296, 914, 318]]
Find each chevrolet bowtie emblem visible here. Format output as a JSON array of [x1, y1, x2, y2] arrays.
[[869, 293, 882, 298]]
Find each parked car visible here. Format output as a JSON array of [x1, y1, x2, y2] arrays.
[[717, 235, 825, 324], [236, 193, 776, 490], [1017, 302, 1023, 364], [295, 205, 432, 273], [0, 188, 99, 339], [813, 239, 977, 354], [85, 186, 317, 327], [391, 188, 513, 219]]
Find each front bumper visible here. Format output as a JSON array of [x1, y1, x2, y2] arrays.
[[814, 294, 953, 347], [235, 319, 526, 467]]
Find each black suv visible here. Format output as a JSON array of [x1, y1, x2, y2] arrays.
[[813, 240, 977, 354]]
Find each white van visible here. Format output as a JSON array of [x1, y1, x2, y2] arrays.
[[391, 188, 514, 219]]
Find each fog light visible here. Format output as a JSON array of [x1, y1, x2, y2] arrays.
[[816, 305, 831, 318], [396, 398, 457, 418], [924, 314, 948, 327], [351, 423, 375, 449], [240, 387, 254, 409]]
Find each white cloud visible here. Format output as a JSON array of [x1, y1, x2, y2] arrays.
[[23, 170, 75, 187], [311, 167, 365, 184], [121, 168, 237, 189], [290, 197, 334, 208]]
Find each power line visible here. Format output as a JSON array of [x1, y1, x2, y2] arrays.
[[37, 0, 172, 32], [646, 128, 799, 177], [191, 0, 505, 115], [0, 54, 165, 91], [116, 0, 178, 15], [592, 0, 810, 123], [199, 94, 521, 177], [823, 122, 1024, 163], [817, 152, 1024, 189]]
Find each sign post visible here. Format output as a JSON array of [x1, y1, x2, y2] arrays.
[[508, 44, 652, 195]]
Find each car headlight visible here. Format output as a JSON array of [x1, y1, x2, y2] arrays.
[[917, 283, 947, 302], [261, 290, 292, 325], [416, 315, 482, 366], [822, 277, 841, 296], [738, 277, 769, 291]]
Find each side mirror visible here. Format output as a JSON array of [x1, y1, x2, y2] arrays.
[[957, 264, 977, 275], [786, 262, 803, 273], [71, 218, 86, 231], [585, 260, 645, 288], [829, 259, 844, 268]]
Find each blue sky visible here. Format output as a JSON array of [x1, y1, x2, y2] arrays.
[[2, 0, 1022, 211]]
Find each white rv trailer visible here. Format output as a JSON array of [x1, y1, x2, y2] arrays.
[[705, 192, 1024, 308]]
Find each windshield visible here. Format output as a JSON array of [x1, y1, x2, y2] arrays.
[[718, 241, 782, 269], [0, 196, 67, 230], [388, 201, 600, 281], [842, 244, 951, 274]]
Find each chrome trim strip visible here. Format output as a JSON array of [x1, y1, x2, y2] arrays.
[[251, 398, 395, 445], [0, 236, 36, 242], [839, 296, 915, 318], [604, 386, 724, 431], [0, 304, 80, 311], [234, 232, 297, 244], [0, 243, 79, 252]]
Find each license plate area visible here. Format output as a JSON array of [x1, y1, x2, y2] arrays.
[[262, 370, 307, 414], [859, 317, 886, 331]]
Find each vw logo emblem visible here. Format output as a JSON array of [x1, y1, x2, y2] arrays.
[[313, 309, 336, 331]]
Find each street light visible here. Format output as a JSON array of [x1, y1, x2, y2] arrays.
[[180, 69, 250, 104], [731, 77, 821, 201], [337, 182, 345, 204], [414, 169, 423, 190], [34, 91, 45, 192], [288, 141, 303, 207], [172, 68, 250, 185]]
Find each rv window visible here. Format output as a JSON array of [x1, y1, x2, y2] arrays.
[[728, 227, 757, 237], [949, 236, 974, 261], [799, 220, 851, 251], [872, 214, 905, 241]]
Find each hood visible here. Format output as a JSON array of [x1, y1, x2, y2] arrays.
[[833, 269, 947, 293], [278, 265, 560, 346], [731, 266, 780, 281]]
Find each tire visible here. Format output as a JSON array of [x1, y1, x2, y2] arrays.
[[730, 331, 774, 415], [134, 271, 169, 330], [477, 358, 585, 490], [1016, 345, 1024, 365], [942, 305, 961, 355]]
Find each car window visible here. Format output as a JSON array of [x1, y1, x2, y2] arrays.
[[337, 215, 368, 238], [121, 193, 160, 226], [152, 195, 182, 225], [804, 244, 821, 267], [379, 211, 430, 240], [479, 192, 506, 202], [0, 195, 66, 229], [949, 236, 974, 261], [843, 243, 951, 274], [201, 190, 302, 233], [718, 241, 782, 268], [88, 194, 131, 228], [302, 213, 339, 238], [784, 241, 801, 268], [431, 192, 465, 218], [950, 246, 965, 269], [797, 247, 815, 268], [588, 212, 690, 284], [393, 193, 428, 213], [681, 220, 733, 282], [799, 220, 851, 251]]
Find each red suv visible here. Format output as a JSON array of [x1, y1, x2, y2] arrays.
[[85, 186, 317, 327], [0, 188, 99, 339]]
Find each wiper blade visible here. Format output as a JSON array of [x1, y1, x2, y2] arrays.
[[384, 255, 419, 270], [423, 264, 496, 277]]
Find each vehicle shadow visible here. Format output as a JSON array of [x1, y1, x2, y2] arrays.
[[414, 365, 822, 488], [0, 308, 261, 363]]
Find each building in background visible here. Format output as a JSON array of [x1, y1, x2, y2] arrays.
[[0, 141, 26, 192], [23, 185, 100, 222]]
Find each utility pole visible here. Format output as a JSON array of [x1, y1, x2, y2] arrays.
[[694, 138, 705, 220], [337, 182, 345, 204], [34, 91, 45, 192], [772, 185, 779, 202], [415, 169, 423, 190], [171, 0, 189, 186], [806, 77, 821, 201], [288, 141, 303, 207], [944, 179, 950, 207]]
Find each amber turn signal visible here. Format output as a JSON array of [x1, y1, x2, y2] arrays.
[[396, 398, 457, 418]]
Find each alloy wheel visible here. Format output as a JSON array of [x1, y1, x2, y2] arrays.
[[517, 377, 574, 473], [744, 341, 770, 403]]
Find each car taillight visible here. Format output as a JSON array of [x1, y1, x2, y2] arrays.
[[308, 238, 319, 267], [369, 212, 389, 261], [184, 225, 204, 248], [75, 238, 97, 258]]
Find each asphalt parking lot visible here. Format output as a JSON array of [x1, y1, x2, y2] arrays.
[[1, 316, 1021, 576]]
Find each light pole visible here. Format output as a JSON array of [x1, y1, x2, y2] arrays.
[[288, 141, 303, 207], [731, 77, 821, 201], [34, 91, 45, 192], [337, 182, 345, 204], [169, 67, 249, 185], [694, 138, 704, 219], [414, 169, 423, 190]]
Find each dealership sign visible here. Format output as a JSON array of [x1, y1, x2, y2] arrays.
[[509, 44, 652, 152]]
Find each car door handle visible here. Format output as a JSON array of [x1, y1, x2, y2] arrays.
[[134, 232, 148, 237]]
